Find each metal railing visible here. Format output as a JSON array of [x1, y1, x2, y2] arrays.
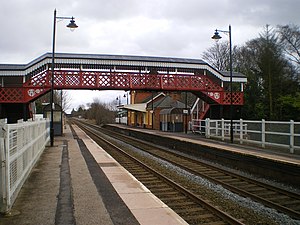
[[192, 118, 300, 154], [0, 118, 50, 213]]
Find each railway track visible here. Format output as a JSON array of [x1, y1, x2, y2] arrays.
[[99, 124, 300, 220], [70, 120, 244, 225], [98, 126, 300, 220]]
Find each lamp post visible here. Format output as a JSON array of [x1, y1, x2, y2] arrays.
[[211, 25, 233, 143], [123, 92, 129, 125], [123, 92, 129, 105], [50, 9, 78, 146], [116, 96, 121, 124]]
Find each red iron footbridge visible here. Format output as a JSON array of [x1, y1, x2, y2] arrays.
[[0, 53, 246, 121]]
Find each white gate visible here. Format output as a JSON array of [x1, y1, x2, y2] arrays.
[[0, 118, 50, 213]]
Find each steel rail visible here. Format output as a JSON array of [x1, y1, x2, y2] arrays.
[[71, 120, 245, 225], [82, 121, 300, 220]]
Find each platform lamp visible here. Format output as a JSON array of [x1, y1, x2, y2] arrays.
[[50, 9, 78, 146], [211, 25, 234, 143], [116, 96, 121, 124]]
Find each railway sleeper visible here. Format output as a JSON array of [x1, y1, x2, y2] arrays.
[[282, 200, 300, 208], [202, 171, 221, 176], [175, 207, 207, 214], [148, 187, 174, 192], [166, 201, 198, 208], [184, 213, 217, 222], [159, 195, 188, 201], [135, 176, 157, 181], [216, 178, 240, 183], [254, 191, 277, 197], [154, 191, 179, 196], [267, 195, 293, 202], [243, 186, 267, 192], [207, 221, 230, 225], [232, 183, 258, 189], [145, 183, 169, 189]]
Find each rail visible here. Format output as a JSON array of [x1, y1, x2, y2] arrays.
[[192, 118, 300, 153], [0, 118, 50, 213]]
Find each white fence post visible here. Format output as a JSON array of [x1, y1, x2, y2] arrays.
[[205, 118, 210, 138], [261, 119, 266, 148], [290, 120, 294, 154], [0, 121, 6, 212], [221, 118, 225, 141], [240, 119, 243, 144], [4, 124, 10, 212]]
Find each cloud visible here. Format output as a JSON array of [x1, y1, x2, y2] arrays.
[[1, 0, 300, 109]]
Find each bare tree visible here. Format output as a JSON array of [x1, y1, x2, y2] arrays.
[[61, 90, 72, 113], [202, 41, 239, 72], [202, 42, 230, 71], [277, 24, 300, 69], [84, 98, 115, 125]]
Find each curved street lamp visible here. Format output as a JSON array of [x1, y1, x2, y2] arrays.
[[211, 25, 233, 143], [50, 9, 78, 146]]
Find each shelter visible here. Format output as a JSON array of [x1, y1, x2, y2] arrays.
[[43, 103, 62, 136], [160, 108, 184, 132]]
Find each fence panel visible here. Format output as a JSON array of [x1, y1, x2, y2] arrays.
[[192, 119, 300, 153], [0, 119, 50, 213]]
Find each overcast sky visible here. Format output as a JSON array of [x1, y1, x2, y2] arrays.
[[1, 0, 299, 112]]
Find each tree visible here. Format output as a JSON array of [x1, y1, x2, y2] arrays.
[[277, 93, 300, 121], [277, 24, 300, 73], [202, 42, 230, 71], [60, 90, 72, 113], [236, 25, 300, 120], [34, 90, 72, 114], [202, 41, 239, 72], [203, 25, 300, 120], [72, 98, 115, 125]]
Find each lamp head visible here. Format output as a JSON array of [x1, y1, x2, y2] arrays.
[[66, 17, 78, 31], [211, 29, 222, 42]]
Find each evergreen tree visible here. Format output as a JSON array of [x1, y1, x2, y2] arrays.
[[202, 25, 300, 120]]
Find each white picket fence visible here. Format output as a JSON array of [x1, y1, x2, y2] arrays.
[[192, 118, 300, 154], [0, 118, 50, 213]]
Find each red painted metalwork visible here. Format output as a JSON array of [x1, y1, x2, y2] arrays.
[[199, 103, 210, 120], [0, 69, 244, 105]]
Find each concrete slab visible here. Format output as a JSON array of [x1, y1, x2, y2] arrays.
[[119, 192, 167, 210], [68, 132, 114, 225], [100, 166, 127, 174], [132, 207, 189, 225], [73, 125, 188, 225], [111, 180, 150, 194]]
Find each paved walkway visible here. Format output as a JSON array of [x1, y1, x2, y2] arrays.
[[0, 125, 186, 225]]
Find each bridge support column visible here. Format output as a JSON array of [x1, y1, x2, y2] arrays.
[[0, 103, 32, 123]]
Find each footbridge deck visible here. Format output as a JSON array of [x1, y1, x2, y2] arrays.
[[0, 53, 246, 104]]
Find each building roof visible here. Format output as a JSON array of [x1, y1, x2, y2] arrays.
[[119, 103, 147, 112], [147, 95, 188, 109], [220, 71, 245, 78], [160, 108, 183, 115], [141, 92, 165, 103], [0, 52, 247, 83]]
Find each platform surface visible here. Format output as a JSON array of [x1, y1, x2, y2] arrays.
[[0, 125, 187, 225], [108, 124, 300, 166]]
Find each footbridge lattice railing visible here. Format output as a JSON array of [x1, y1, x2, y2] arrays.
[[0, 70, 244, 105]]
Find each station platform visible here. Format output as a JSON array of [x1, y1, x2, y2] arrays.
[[0, 124, 187, 225], [108, 124, 300, 165], [106, 124, 300, 186]]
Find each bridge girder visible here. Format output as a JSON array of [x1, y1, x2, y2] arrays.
[[0, 70, 243, 105]]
